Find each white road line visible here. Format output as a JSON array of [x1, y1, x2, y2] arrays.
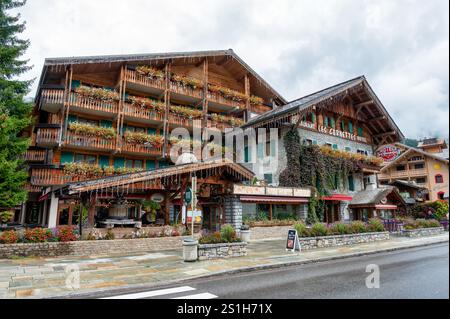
[[172, 293, 218, 300], [100, 286, 196, 299]]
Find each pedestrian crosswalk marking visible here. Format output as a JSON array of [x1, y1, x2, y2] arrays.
[[172, 293, 218, 299], [101, 286, 196, 299]]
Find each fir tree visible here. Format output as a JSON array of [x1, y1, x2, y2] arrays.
[[0, 0, 33, 209]]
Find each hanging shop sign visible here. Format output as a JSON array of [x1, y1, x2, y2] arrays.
[[187, 210, 202, 224], [150, 193, 165, 203], [376, 145, 402, 162]]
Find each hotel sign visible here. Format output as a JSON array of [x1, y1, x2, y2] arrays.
[[376, 145, 401, 162], [318, 126, 367, 143]]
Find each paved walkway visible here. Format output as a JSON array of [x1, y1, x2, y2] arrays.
[[0, 233, 448, 299]]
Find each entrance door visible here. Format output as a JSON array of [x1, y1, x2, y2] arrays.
[[202, 206, 220, 232]]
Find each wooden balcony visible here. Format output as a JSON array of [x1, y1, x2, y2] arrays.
[[121, 140, 163, 156], [123, 102, 164, 124], [168, 113, 194, 128], [30, 167, 67, 186], [249, 104, 272, 114], [63, 131, 116, 151], [36, 127, 60, 147], [69, 92, 118, 116], [207, 91, 246, 111], [24, 149, 47, 162], [24, 183, 43, 193], [206, 120, 234, 131], [125, 69, 166, 95], [41, 89, 64, 112], [170, 82, 203, 103]]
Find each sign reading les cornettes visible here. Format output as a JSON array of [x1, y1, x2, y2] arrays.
[[376, 145, 402, 162]]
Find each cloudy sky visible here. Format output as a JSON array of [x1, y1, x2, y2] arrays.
[[13, 0, 449, 139]]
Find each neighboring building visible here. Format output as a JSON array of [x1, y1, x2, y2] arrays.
[[242, 76, 405, 222], [19, 49, 287, 230], [377, 142, 450, 202]]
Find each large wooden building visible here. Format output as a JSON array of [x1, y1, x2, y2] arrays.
[[20, 50, 286, 229]]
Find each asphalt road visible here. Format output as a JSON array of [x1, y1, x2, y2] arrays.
[[93, 243, 449, 299]]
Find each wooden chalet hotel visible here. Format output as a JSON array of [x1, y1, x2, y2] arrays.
[[18, 49, 406, 231]]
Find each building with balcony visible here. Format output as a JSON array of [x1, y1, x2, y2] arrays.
[[241, 76, 405, 222], [377, 142, 449, 202], [20, 49, 286, 230]]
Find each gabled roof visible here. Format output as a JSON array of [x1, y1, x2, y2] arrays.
[[380, 143, 449, 172], [243, 76, 404, 143], [38, 49, 287, 104], [349, 186, 406, 207], [388, 179, 427, 190], [64, 159, 254, 194]]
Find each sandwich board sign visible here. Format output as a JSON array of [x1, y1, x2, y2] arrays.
[[286, 229, 301, 252]]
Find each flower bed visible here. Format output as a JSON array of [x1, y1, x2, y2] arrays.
[[0, 226, 79, 245], [293, 219, 386, 238], [197, 225, 246, 260]]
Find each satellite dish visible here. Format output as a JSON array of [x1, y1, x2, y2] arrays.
[[175, 152, 199, 165]]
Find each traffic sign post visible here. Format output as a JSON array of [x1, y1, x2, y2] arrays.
[[191, 176, 197, 239]]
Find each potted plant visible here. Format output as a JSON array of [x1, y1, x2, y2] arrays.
[[240, 224, 251, 243], [142, 200, 160, 224], [0, 211, 14, 228]]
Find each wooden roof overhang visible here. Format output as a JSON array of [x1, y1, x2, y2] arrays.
[[36, 49, 286, 105], [243, 76, 404, 147], [63, 160, 254, 195]]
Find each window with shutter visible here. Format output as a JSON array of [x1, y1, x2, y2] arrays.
[[146, 160, 156, 170], [348, 122, 354, 133], [61, 152, 74, 164], [114, 157, 125, 168]]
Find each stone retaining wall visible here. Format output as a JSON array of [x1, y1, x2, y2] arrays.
[[0, 236, 185, 259], [298, 232, 390, 250], [250, 226, 292, 240], [198, 242, 247, 260], [402, 227, 444, 238]]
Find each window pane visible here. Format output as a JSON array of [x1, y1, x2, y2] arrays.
[[125, 160, 134, 168], [86, 156, 96, 165], [134, 160, 143, 169], [74, 154, 84, 163]]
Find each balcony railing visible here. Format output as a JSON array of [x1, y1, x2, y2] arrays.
[[30, 168, 67, 186], [69, 92, 118, 114], [24, 183, 43, 193], [207, 120, 234, 131], [249, 104, 272, 114], [207, 91, 246, 109], [125, 69, 166, 91], [41, 89, 64, 105], [123, 102, 164, 122], [388, 168, 428, 179], [170, 82, 203, 100], [64, 131, 116, 151], [36, 127, 60, 147], [24, 150, 46, 162], [121, 140, 163, 156], [168, 113, 196, 128]]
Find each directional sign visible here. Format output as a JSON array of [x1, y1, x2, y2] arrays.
[[184, 188, 192, 205]]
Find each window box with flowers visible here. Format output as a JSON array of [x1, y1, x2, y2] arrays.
[[128, 96, 166, 113], [169, 105, 203, 119], [135, 66, 165, 80], [123, 131, 164, 149], [74, 86, 120, 102], [68, 122, 116, 140]]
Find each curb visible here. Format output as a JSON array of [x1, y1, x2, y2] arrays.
[[54, 236, 449, 299]]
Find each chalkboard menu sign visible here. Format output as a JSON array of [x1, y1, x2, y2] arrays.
[[286, 229, 301, 252]]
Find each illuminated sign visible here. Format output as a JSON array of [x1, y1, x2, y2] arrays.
[[376, 145, 402, 162]]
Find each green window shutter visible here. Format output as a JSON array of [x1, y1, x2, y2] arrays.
[[124, 93, 129, 101], [71, 80, 81, 89], [61, 152, 74, 165], [159, 160, 168, 168], [146, 160, 156, 170], [324, 116, 329, 127], [311, 113, 316, 123], [100, 120, 113, 128], [244, 146, 250, 163], [348, 175, 355, 192], [333, 144, 338, 150], [341, 120, 345, 131], [114, 157, 125, 169], [148, 127, 157, 135], [330, 117, 335, 128], [257, 143, 264, 159], [264, 174, 273, 184], [68, 114, 78, 123], [99, 156, 110, 168], [348, 122, 354, 133], [357, 127, 363, 137]]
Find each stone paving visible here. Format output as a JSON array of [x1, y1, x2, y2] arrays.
[[0, 233, 448, 299]]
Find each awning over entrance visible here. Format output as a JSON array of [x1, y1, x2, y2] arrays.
[[240, 195, 309, 204], [323, 194, 353, 201]]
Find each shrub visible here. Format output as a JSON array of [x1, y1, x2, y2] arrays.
[[220, 224, 236, 243], [293, 222, 311, 237], [350, 221, 368, 234], [171, 230, 181, 237], [368, 218, 385, 232], [0, 230, 19, 244], [0, 211, 14, 224], [199, 232, 222, 244], [55, 226, 79, 242], [104, 229, 115, 240], [311, 223, 329, 237], [24, 228, 53, 243], [330, 222, 351, 235]]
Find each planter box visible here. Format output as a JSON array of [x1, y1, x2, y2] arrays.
[[198, 242, 247, 260], [298, 232, 390, 250], [0, 236, 186, 259], [402, 227, 444, 238]]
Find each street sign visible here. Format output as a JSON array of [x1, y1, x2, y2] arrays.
[[184, 188, 193, 205], [286, 229, 301, 252]]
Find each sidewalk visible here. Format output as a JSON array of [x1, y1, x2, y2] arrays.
[[0, 233, 448, 299]]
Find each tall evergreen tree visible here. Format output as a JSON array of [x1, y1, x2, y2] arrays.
[[0, 0, 33, 209]]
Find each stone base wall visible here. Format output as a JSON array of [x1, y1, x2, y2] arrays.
[[298, 232, 390, 250], [402, 227, 444, 238], [198, 242, 247, 260], [251, 226, 293, 240], [82, 225, 185, 240], [224, 196, 243, 232], [0, 236, 186, 259]]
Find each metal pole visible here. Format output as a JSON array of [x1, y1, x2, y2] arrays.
[[79, 200, 83, 238], [191, 175, 197, 239]]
